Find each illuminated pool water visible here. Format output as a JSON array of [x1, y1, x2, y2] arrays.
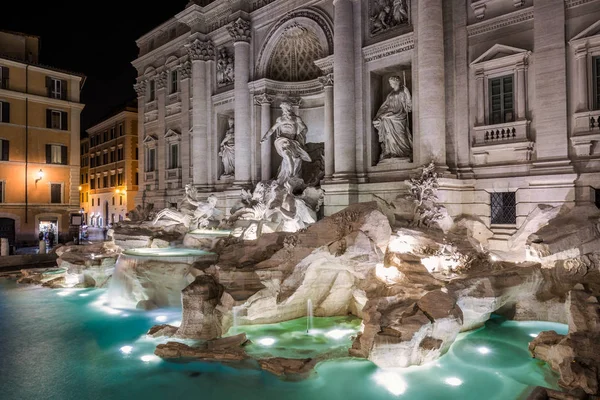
[[188, 229, 233, 237], [0, 279, 566, 400]]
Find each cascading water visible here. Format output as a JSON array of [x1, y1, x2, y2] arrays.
[[306, 299, 313, 333], [232, 306, 241, 334]]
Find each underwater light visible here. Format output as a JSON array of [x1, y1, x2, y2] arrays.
[[120, 346, 133, 355], [258, 337, 276, 346], [373, 370, 407, 395], [325, 329, 355, 340], [79, 293, 89, 297], [155, 315, 168, 323], [141, 355, 159, 363], [529, 333, 539, 338], [57, 291, 71, 296], [477, 346, 491, 355], [445, 377, 463, 386]]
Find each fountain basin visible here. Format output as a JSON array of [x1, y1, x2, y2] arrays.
[[107, 248, 218, 310]]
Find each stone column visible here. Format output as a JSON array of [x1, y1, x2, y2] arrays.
[[133, 80, 146, 206], [475, 71, 485, 125], [156, 71, 167, 191], [333, 0, 356, 179], [228, 18, 252, 185], [319, 73, 334, 179], [187, 39, 214, 189], [417, 0, 446, 165], [180, 62, 192, 186], [575, 49, 588, 112], [516, 63, 527, 120], [255, 93, 273, 181]]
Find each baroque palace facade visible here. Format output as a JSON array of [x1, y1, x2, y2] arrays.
[[133, 0, 600, 252]]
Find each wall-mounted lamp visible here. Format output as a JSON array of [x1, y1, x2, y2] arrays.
[[78, 186, 82, 191], [35, 169, 44, 185]]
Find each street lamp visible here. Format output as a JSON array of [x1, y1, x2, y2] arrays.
[[35, 169, 44, 185]]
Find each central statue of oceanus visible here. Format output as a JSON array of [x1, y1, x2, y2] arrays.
[[153, 185, 221, 230], [260, 102, 311, 185]]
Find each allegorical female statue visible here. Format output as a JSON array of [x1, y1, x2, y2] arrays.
[[373, 75, 413, 161], [219, 117, 235, 178], [261, 102, 311, 185]]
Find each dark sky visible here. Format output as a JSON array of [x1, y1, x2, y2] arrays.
[[1, 0, 188, 132]]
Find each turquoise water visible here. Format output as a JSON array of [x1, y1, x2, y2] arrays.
[[122, 248, 215, 257], [0, 279, 567, 400]]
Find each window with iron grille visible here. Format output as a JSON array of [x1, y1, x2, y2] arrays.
[[490, 192, 516, 225], [489, 75, 514, 125]]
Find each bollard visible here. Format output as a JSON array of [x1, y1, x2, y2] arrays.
[[39, 240, 46, 254], [0, 238, 8, 256]]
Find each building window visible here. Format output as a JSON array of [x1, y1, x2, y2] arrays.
[[489, 75, 514, 125], [146, 148, 156, 172], [110, 150, 115, 163], [0, 181, 3, 203], [117, 148, 123, 161], [103, 131, 108, 142], [135, 148, 138, 160], [92, 198, 94, 206], [110, 175, 116, 187], [97, 177, 100, 188], [0, 139, 8, 161], [170, 70, 178, 94], [490, 192, 516, 225], [109, 128, 115, 140], [594, 56, 600, 110], [85, 173, 88, 183], [103, 153, 108, 165], [112, 197, 115, 206], [0, 66, 8, 89], [47, 78, 66, 100], [135, 172, 139, 185], [50, 183, 62, 204], [120, 196, 123, 206], [117, 172, 123, 186], [46, 109, 67, 130], [91, 179, 95, 189], [102, 176, 108, 188], [85, 192, 88, 202], [148, 80, 155, 102], [46, 144, 67, 165], [0, 101, 9, 123], [169, 143, 179, 169], [118, 124, 124, 137]]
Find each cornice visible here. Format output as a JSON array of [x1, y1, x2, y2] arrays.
[[0, 88, 85, 109], [87, 111, 138, 133], [362, 32, 414, 63], [565, 0, 599, 8], [248, 78, 323, 96], [467, 6, 533, 38]]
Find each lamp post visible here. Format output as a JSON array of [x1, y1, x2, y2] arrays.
[[35, 169, 43, 186]]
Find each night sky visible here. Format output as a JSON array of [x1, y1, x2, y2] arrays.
[[1, 0, 188, 132]]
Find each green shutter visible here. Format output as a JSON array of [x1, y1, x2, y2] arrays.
[[61, 111, 68, 131], [1, 102, 9, 123], [46, 144, 52, 163], [45, 77, 52, 97], [46, 109, 52, 128], [61, 146, 68, 165], [1, 139, 8, 161]]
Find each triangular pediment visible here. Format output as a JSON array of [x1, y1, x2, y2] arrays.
[[570, 20, 600, 46], [471, 44, 531, 66], [143, 134, 158, 143], [164, 128, 181, 139]]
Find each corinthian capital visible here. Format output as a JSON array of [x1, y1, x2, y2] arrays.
[[134, 80, 147, 97], [254, 92, 274, 106], [180, 61, 192, 80], [227, 18, 251, 43], [319, 73, 334, 88], [156, 71, 167, 90], [187, 39, 215, 61]]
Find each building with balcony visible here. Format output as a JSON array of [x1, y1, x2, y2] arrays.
[[0, 30, 85, 246], [84, 104, 139, 228], [132, 0, 600, 253]]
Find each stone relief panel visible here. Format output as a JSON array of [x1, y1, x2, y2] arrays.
[[369, 0, 410, 37], [216, 47, 234, 87]]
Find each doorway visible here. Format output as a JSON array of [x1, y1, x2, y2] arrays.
[[0, 218, 15, 247]]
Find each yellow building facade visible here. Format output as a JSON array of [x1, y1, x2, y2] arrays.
[[84, 106, 139, 227], [0, 31, 85, 247]]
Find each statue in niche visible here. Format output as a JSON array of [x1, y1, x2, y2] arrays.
[[370, 0, 409, 35], [153, 185, 221, 229], [218, 117, 235, 179], [216, 48, 234, 87], [373, 75, 413, 162], [261, 101, 311, 188]]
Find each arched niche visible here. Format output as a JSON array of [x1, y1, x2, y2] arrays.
[[256, 8, 333, 81]]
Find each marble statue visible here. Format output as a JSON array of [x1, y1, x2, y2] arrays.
[[261, 102, 311, 186], [218, 117, 235, 178], [216, 48, 234, 87], [373, 75, 413, 162], [153, 185, 220, 230], [370, 0, 409, 35]]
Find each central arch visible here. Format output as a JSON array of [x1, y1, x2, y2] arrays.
[[256, 8, 334, 81]]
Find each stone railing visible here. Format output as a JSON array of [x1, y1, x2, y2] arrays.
[[145, 171, 158, 182], [146, 100, 157, 112], [571, 109, 600, 157], [573, 109, 600, 135], [167, 92, 181, 105], [473, 119, 529, 146], [166, 168, 181, 180]]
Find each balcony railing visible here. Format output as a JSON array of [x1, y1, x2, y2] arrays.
[[473, 120, 529, 146], [571, 110, 600, 157], [166, 168, 181, 180]]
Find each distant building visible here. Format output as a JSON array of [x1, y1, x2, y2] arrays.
[[80, 136, 90, 224], [84, 105, 139, 228], [0, 30, 85, 246]]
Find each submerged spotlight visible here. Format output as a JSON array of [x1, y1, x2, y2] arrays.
[[120, 346, 133, 355], [258, 337, 276, 346], [477, 346, 491, 355], [155, 315, 168, 323], [445, 377, 463, 386], [373, 370, 407, 396]]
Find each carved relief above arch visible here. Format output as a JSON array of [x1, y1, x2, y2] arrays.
[[256, 8, 334, 80]]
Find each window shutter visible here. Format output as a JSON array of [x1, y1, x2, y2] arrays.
[[45, 77, 52, 97], [1, 139, 8, 161], [61, 111, 68, 130], [1, 67, 9, 89], [61, 145, 68, 165], [46, 144, 52, 164], [46, 109, 52, 128], [61, 80, 67, 100], [1, 102, 9, 123]]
